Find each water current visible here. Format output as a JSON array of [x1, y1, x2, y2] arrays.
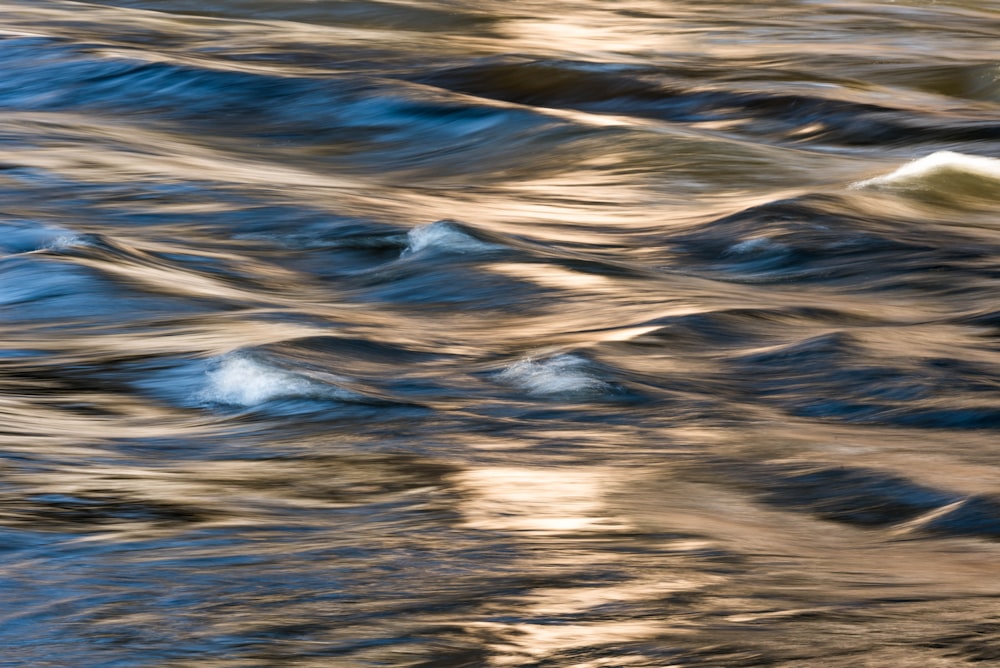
[[1, 0, 1000, 665]]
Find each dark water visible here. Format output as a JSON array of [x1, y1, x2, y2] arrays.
[[1, 0, 1000, 665]]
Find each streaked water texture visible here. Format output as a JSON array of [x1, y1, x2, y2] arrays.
[[1, 1, 1000, 665]]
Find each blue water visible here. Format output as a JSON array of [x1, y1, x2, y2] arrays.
[[1, 1, 1000, 665]]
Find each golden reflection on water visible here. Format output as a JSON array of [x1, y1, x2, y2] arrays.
[[453, 465, 625, 534], [1, 0, 999, 665], [499, 16, 691, 61], [454, 463, 721, 664]]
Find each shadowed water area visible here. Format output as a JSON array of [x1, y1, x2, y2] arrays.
[[1, 0, 1000, 665]]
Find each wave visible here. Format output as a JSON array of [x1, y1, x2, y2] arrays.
[[728, 332, 1000, 429], [852, 151, 1000, 207], [666, 190, 998, 285], [199, 351, 361, 407], [415, 58, 1000, 148], [494, 353, 616, 399], [0, 36, 570, 180], [0, 220, 84, 255], [190, 335, 446, 411], [403, 220, 503, 256], [693, 461, 1000, 539]]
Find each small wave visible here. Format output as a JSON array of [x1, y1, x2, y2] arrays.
[[403, 220, 501, 256], [416, 58, 1000, 148], [634, 307, 873, 351], [922, 495, 1000, 539], [727, 332, 1000, 429], [719, 235, 794, 272], [670, 193, 993, 284], [0, 221, 85, 255], [724, 236, 785, 257], [0, 257, 97, 307], [199, 352, 356, 407], [748, 464, 957, 528], [496, 354, 611, 398], [851, 151, 1000, 205], [717, 460, 1000, 540]]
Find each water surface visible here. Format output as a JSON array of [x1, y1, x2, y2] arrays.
[[1, 0, 1000, 665]]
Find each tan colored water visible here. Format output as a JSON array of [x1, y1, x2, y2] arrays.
[[1, 1, 1000, 665]]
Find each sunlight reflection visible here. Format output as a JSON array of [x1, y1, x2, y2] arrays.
[[454, 465, 627, 534], [472, 619, 671, 667], [499, 9, 694, 60], [454, 463, 716, 664]]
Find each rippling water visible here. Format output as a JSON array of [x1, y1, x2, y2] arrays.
[[2, 1, 1000, 665]]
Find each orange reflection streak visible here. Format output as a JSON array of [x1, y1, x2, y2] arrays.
[[453, 465, 626, 534], [453, 464, 721, 664]]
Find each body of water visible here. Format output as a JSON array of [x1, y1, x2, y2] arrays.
[[1, 1, 1000, 665]]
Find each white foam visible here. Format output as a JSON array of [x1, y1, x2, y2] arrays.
[[497, 354, 609, 397], [199, 353, 339, 407], [0, 224, 85, 255], [725, 236, 784, 256], [403, 221, 497, 256], [45, 233, 87, 251], [851, 151, 1000, 192]]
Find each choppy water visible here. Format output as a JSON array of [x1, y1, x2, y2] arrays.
[[2, 0, 1000, 665]]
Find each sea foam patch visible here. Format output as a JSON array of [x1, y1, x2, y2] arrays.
[[497, 354, 611, 398], [0, 222, 85, 255], [403, 220, 499, 256], [199, 352, 352, 407]]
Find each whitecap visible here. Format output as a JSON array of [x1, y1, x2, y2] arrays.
[[199, 352, 350, 407], [403, 220, 498, 256], [497, 354, 610, 398], [0, 222, 86, 255], [851, 151, 1000, 203]]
